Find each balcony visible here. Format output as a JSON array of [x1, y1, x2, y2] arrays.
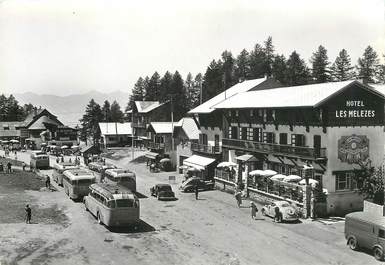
[[132, 122, 146, 128], [191, 143, 222, 155], [147, 142, 165, 150], [222, 138, 326, 160]]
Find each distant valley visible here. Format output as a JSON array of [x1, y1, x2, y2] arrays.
[[13, 90, 130, 127]]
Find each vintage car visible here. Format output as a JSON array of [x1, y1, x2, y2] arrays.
[[179, 177, 214, 192], [261, 200, 299, 222], [150, 184, 176, 200]]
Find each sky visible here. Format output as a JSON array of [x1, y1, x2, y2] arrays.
[[0, 0, 384, 96]]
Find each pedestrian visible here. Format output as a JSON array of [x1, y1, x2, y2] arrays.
[[25, 204, 32, 224], [250, 201, 258, 219], [69, 157, 72, 163], [56, 157, 60, 163], [195, 185, 199, 200], [45, 176, 51, 189], [0, 162, 3, 173], [235, 190, 242, 207], [60, 156, 64, 163], [22, 162, 26, 171], [6, 162, 12, 173], [274, 206, 282, 223]]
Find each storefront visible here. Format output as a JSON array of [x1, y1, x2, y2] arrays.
[[183, 155, 217, 181]]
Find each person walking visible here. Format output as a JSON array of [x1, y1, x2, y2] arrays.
[[6, 162, 12, 173], [45, 176, 51, 189], [22, 162, 26, 171], [195, 185, 199, 200], [25, 204, 32, 224], [250, 201, 258, 219], [235, 190, 242, 207], [274, 206, 282, 223]]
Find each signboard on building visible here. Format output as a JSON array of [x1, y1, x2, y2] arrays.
[[338, 134, 369, 164]]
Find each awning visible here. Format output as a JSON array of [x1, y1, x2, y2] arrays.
[[293, 159, 326, 173], [183, 155, 216, 171], [266, 155, 282, 164], [145, 151, 159, 160], [235, 154, 258, 162]]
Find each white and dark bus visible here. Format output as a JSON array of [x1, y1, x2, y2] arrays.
[[104, 168, 136, 192], [52, 162, 78, 186], [63, 169, 96, 200], [84, 183, 140, 227]]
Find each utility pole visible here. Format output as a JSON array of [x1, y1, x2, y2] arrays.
[[131, 109, 134, 160], [170, 95, 174, 152]]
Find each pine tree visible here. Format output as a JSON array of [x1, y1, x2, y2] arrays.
[[235, 49, 251, 82], [79, 99, 103, 145], [272, 54, 287, 84], [110, 100, 124, 122], [249, 43, 266, 78], [377, 55, 385, 84], [146, 72, 161, 100], [101, 100, 111, 122], [194, 73, 203, 106], [221, 50, 235, 89], [170, 71, 187, 119], [285, 51, 310, 86], [331, 49, 355, 81], [310, 45, 330, 83], [202, 59, 224, 101], [185, 73, 198, 110], [160, 71, 173, 102], [357, 45, 380, 84], [263, 36, 275, 77], [127, 77, 145, 112]]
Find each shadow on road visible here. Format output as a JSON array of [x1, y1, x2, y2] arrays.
[[108, 219, 155, 234], [134, 191, 148, 199]]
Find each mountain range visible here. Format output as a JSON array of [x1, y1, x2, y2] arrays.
[[13, 90, 130, 127]]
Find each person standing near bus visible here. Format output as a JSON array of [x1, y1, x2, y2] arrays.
[[25, 204, 32, 224], [45, 176, 51, 189], [6, 162, 12, 173], [195, 185, 199, 200], [250, 201, 258, 219]]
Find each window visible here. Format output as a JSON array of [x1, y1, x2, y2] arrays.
[[235, 110, 239, 117], [199, 134, 208, 145], [379, 229, 385, 239], [228, 110, 232, 117], [241, 127, 247, 140], [231, 127, 238, 139], [279, 133, 288, 145], [253, 128, 262, 142], [250, 110, 253, 117], [263, 132, 275, 144], [247, 128, 253, 140], [3, 126, 9, 130], [336, 172, 357, 191], [291, 134, 306, 147]]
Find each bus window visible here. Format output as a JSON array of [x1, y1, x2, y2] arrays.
[[116, 199, 134, 208], [107, 200, 116, 208]]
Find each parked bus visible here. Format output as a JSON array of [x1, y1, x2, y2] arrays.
[[30, 151, 50, 170], [84, 183, 140, 227], [52, 162, 79, 186], [104, 168, 136, 192], [63, 169, 96, 200]]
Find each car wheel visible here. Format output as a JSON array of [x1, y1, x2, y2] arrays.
[[374, 247, 384, 261], [97, 212, 103, 225], [347, 237, 358, 250], [261, 209, 266, 216]]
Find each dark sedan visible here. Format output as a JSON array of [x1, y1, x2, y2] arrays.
[[150, 184, 176, 200], [179, 177, 214, 192]]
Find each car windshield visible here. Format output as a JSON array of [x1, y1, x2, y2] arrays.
[[159, 185, 171, 191]]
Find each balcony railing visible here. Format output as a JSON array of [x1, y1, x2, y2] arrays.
[[191, 143, 222, 154], [147, 142, 165, 150], [132, 122, 146, 128], [222, 138, 326, 159]]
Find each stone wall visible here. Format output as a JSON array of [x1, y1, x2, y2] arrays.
[[363, 200, 384, 216]]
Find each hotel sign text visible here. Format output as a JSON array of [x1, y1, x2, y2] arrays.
[[335, 100, 375, 118]]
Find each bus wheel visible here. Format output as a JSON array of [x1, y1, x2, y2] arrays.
[[374, 247, 384, 261], [97, 212, 103, 225], [348, 237, 358, 250]]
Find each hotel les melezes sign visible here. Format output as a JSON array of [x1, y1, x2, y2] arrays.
[[335, 100, 376, 118]]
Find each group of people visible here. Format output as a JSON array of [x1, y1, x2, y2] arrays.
[[0, 161, 13, 173], [55, 156, 81, 165]]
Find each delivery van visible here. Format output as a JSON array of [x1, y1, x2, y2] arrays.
[[345, 211, 385, 260]]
